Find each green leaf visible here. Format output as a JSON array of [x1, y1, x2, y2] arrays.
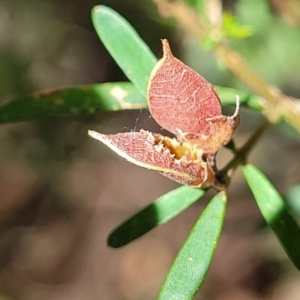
[[108, 186, 205, 248], [0, 82, 261, 125], [243, 164, 300, 270], [159, 192, 227, 300], [215, 85, 261, 110], [92, 5, 157, 97], [222, 12, 253, 40], [0, 82, 145, 124], [286, 184, 300, 216]]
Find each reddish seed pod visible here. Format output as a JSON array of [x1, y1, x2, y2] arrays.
[[89, 39, 240, 188], [148, 39, 239, 155], [88, 130, 215, 188]]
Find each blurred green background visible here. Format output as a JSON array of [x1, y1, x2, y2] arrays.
[[0, 0, 300, 299]]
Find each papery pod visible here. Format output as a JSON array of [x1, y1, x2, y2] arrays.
[[89, 39, 240, 189], [147, 39, 240, 155], [88, 130, 215, 188]]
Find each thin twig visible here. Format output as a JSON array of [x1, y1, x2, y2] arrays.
[[222, 120, 271, 173], [211, 120, 270, 190]]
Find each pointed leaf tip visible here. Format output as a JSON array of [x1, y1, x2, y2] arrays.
[[243, 164, 300, 271], [158, 192, 227, 299], [92, 5, 101, 13], [91, 5, 157, 96]]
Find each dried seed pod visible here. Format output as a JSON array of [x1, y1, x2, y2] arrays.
[[88, 130, 215, 188], [148, 39, 239, 155], [89, 39, 240, 188]]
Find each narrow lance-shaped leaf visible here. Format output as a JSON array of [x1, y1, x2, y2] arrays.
[[0, 82, 260, 125], [243, 164, 300, 271], [159, 192, 227, 300], [108, 186, 206, 248], [92, 5, 157, 96], [0, 82, 145, 124]]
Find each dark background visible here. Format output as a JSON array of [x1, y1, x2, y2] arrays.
[[0, 0, 300, 299]]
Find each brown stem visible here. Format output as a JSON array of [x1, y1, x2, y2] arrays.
[[272, 0, 300, 27], [222, 120, 271, 173], [211, 120, 270, 190]]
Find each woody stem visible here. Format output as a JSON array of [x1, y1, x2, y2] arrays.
[[221, 120, 271, 174]]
